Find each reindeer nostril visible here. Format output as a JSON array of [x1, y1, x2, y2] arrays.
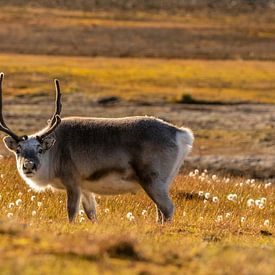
[[23, 161, 35, 170]]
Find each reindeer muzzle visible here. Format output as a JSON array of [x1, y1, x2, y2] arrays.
[[23, 160, 37, 175]]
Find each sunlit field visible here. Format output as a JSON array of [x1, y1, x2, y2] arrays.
[[0, 2, 275, 274], [1, 54, 275, 103], [0, 158, 274, 274], [1, 5, 275, 60]]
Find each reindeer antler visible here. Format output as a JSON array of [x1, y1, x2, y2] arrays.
[[38, 79, 62, 140], [0, 73, 21, 142], [49, 79, 62, 127], [0, 74, 62, 142]]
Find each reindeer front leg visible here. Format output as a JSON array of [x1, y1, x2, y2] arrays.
[[61, 174, 81, 222], [66, 184, 81, 222]]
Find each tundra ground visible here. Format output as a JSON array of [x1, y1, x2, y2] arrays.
[[0, 159, 274, 274], [0, 4, 274, 274]]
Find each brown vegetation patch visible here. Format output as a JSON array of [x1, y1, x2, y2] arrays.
[[0, 220, 27, 236], [55, 235, 144, 262], [0, 6, 275, 60]]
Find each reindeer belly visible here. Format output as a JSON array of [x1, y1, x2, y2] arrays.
[[82, 169, 141, 195]]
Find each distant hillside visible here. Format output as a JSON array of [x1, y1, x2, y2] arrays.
[[0, 2, 275, 60], [1, 0, 275, 12]]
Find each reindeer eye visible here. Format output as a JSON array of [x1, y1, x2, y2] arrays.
[[38, 148, 43, 154], [16, 148, 21, 154]]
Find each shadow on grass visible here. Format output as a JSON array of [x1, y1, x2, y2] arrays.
[[53, 235, 146, 262], [176, 94, 252, 105]]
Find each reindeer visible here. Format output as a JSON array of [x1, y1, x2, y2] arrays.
[[0, 73, 194, 223]]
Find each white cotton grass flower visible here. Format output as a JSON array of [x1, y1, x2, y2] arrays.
[[247, 199, 255, 207], [227, 194, 233, 200], [258, 204, 265, 210], [255, 199, 261, 206], [212, 196, 219, 203], [37, 202, 42, 207], [263, 220, 270, 227], [260, 197, 267, 204], [227, 194, 237, 201], [194, 169, 199, 175], [126, 212, 135, 221], [8, 202, 15, 208], [79, 210, 85, 216], [216, 215, 223, 222], [31, 210, 37, 217], [31, 195, 36, 201], [16, 199, 22, 206], [225, 212, 231, 218], [240, 217, 245, 223], [80, 217, 85, 223], [7, 212, 13, 219], [204, 192, 210, 199], [212, 175, 217, 181], [198, 191, 204, 197], [126, 212, 133, 219], [189, 171, 197, 177], [104, 208, 110, 213]]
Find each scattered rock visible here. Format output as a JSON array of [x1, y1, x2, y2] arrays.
[[97, 96, 120, 105]]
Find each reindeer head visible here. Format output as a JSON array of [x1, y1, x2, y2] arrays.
[[0, 73, 62, 177]]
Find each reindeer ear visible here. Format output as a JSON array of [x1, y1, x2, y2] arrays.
[[41, 136, 56, 150], [3, 136, 18, 151]]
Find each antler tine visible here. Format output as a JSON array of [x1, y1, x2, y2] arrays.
[[49, 79, 62, 127], [0, 72, 7, 127], [39, 115, 61, 140], [38, 79, 62, 140], [0, 73, 20, 141]]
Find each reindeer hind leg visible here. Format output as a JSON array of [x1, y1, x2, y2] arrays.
[[82, 190, 97, 223]]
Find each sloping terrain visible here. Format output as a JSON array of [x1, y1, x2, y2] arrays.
[[0, 6, 275, 60]]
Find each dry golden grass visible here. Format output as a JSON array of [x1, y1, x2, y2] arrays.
[[0, 157, 274, 274], [1, 53, 275, 103], [0, 6, 275, 60]]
